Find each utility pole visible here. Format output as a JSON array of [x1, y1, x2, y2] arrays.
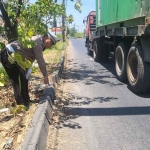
[[62, 0, 65, 42], [54, 18, 57, 35]]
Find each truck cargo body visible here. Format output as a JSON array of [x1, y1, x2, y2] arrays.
[[96, 0, 150, 37], [85, 11, 96, 50], [86, 0, 150, 93], [96, 0, 150, 27]]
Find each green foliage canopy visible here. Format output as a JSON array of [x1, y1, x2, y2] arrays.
[[69, 27, 77, 37], [0, 0, 82, 48], [75, 32, 84, 38]]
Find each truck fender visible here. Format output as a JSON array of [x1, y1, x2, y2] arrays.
[[140, 36, 150, 63]]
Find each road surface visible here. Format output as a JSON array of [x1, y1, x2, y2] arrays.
[[47, 39, 150, 150]]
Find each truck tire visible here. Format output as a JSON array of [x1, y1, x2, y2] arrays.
[[93, 41, 103, 62], [93, 41, 97, 60], [127, 42, 150, 93], [115, 42, 128, 82], [93, 40, 108, 62], [87, 41, 93, 56]]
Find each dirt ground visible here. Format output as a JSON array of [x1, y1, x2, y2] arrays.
[[0, 49, 63, 150]]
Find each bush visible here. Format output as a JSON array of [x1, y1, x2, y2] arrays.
[[75, 32, 84, 38]]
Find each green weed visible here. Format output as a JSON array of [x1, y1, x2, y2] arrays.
[[0, 66, 9, 86]]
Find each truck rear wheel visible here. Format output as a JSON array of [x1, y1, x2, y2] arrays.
[[87, 41, 93, 56], [115, 42, 128, 82], [93, 40, 108, 62], [127, 42, 150, 93], [93, 41, 97, 60], [93, 41, 103, 62]]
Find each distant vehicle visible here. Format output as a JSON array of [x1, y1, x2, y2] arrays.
[[85, 11, 96, 48], [85, 0, 150, 93]]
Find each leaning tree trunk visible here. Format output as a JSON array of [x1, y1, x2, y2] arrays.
[[5, 25, 18, 43], [0, 0, 22, 43]]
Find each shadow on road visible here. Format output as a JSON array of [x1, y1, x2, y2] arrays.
[[65, 106, 150, 116], [63, 58, 124, 87], [55, 91, 118, 129], [57, 56, 150, 130], [63, 93, 118, 106], [99, 57, 116, 76], [64, 58, 150, 97]]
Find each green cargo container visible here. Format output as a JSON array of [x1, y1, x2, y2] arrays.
[[96, 0, 150, 28], [85, 0, 150, 93]]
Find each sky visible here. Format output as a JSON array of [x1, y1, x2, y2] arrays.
[[30, 0, 96, 33], [65, 0, 96, 32]]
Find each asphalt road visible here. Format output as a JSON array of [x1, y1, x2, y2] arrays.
[[53, 39, 150, 150]]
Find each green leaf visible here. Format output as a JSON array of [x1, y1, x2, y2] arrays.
[[0, 82, 4, 87], [2, 0, 82, 44], [27, 44, 32, 48], [13, 52, 32, 69], [28, 28, 34, 37]]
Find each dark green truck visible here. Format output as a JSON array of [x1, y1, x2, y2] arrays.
[[86, 0, 150, 93]]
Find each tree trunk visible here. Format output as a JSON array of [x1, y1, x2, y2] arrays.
[[6, 26, 18, 43], [0, 1, 18, 43], [62, 0, 66, 42]]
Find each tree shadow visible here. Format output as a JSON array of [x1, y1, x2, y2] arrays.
[[63, 93, 118, 107], [62, 58, 124, 87], [55, 92, 118, 129]]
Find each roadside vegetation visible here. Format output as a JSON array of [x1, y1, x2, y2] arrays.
[[0, 40, 67, 111], [0, 0, 76, 148], [0, 40, 68, 150]]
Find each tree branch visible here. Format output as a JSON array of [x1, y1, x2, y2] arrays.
[[16, 0, 23, 18], [45, 16, 52, 23]]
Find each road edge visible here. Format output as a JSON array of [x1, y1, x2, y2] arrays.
[[52, 52, 65, 83]]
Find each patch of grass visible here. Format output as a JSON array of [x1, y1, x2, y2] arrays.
[[54, 41, 66, 50], [45, 40, 67, 52], [43, 40, 67, 65], [43, 50, 63, 65]]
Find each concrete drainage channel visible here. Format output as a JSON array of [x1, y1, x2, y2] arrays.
[[21, 52, 65, 150]]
